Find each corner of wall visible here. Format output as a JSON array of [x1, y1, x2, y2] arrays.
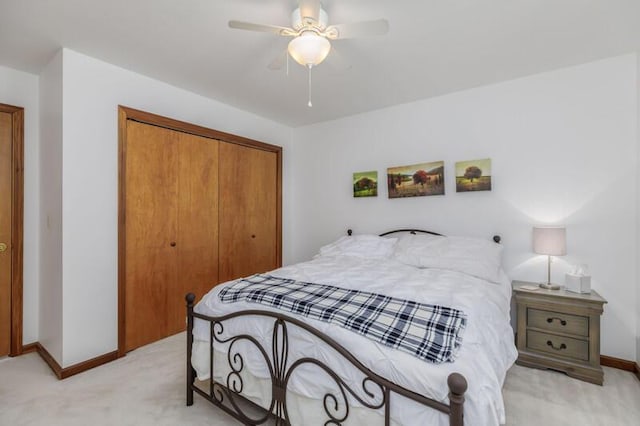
[[38, 48, 64, 364]]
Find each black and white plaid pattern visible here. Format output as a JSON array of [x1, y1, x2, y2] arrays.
[[219, 274, 467, 364]]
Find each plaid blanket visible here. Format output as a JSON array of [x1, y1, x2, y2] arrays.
[[218, 274, 467, 364]]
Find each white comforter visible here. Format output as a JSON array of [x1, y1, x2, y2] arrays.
[[192, 255, 517, 426]]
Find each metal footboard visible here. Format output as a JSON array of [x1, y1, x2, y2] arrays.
[[185, 293, 467, 426]]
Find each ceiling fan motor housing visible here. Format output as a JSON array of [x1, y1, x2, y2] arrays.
[[292, 7, 328, 32]]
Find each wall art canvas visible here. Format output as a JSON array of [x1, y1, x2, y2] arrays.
[[456, 158, 492, 192], [353, 171, 378, 197], [387, 161, 445, 198]]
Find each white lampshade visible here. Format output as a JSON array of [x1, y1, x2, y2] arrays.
[[288, 31, 331, 66], [532, 227, 566, 256]]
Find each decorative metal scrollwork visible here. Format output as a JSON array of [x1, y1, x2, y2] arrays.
[[271, 319, 289, 424], [210, 320, 276, 425], [209, 316, 388, 426], [284, 357, 386, 425], [187, 299, 467, 426]]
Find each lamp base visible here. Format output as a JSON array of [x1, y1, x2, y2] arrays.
[[539, 282, 561, 290]]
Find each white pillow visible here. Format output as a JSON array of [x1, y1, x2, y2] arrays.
[[318, 235, 398, 259], [391, 233, 448, 267], [392, 233, 503, 283]]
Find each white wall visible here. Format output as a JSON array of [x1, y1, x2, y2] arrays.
[[0, 66, 40, 345], [14, 47, 640, 366], [38, 51, 64, 362], [292, 54, 638, 361], [58, 49, 292, 367]]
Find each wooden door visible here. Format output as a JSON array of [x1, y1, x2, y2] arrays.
[[119, 106, 281, 355], [124, 121, 219, 351], [125, 121, 179, 352], [171, 132, 219, 335], [218, 142, 278, 282], [0, 112, 11, 356]]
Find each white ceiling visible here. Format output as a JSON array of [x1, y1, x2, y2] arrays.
[[1, 0, 639, 127]]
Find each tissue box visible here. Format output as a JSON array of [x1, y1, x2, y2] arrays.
[[565, 273, 591, 294]]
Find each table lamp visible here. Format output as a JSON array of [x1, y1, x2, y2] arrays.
[[533, 226, 566, 290]]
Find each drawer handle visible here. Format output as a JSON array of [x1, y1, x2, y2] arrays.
[[546, 317, 567, 326], [546, 340, 567, 351]]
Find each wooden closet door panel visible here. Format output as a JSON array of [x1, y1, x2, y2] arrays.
[[0, 112, 12, 356], [170, 133, 219, 335], [125, 121, 178, 351], [219, 142, 278, 282], [125, 247, 175, 349]]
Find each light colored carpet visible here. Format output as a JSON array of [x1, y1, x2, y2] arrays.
[[0, 333, 638, 426]]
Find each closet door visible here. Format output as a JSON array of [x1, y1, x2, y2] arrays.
[[218, 142, 278, 282], [120, 107, 281, 353], [171, 132, 219, 335], [125, 121, 179, 352], [125, 121, 220, 351], [125, 123, 220, 350]]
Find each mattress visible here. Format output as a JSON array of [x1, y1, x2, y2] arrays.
[[192, 255, 517, 426]]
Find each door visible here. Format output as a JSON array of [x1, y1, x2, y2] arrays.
[[0, 111, 11, 356], [171, 131, 219, 335], [125, 120, 179, 352], [124, 121, 219, 351], [119, 106, 281, 355], [218, 141, 278, 282]]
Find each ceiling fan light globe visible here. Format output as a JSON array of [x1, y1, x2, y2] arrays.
[[288, 32, 331, 66]]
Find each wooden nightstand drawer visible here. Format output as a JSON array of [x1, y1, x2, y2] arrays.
[[527, 308, 589, 337], [527, 330, 589, 361]]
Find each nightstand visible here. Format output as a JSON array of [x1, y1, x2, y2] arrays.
[[512, 281, 607, 385]]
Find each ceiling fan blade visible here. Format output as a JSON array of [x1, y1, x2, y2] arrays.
[[325, 19, 389, 40], [267, 50, 288, 70], [298, 0, 321, 23], [228, 20, 296, 36]]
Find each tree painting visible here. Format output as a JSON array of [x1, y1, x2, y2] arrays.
[[387, 161, 445, 198], [353, 171, 378, 197], [413, 170, 428, 187], [463, 166, 482, 182], [456, 159, 492, 192]]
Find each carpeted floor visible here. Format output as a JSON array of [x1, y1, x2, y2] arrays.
[[0, 333, 638, 425]]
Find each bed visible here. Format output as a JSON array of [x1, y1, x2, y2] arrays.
[[186, 229, 517, 426]]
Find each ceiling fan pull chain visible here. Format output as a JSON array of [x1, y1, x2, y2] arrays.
[[286, 53, 289, 77], [308, 64, 313, 107]]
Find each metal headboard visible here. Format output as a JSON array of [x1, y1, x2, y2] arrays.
[[347, 228, 501, 244], [379, 228, 444, 237]]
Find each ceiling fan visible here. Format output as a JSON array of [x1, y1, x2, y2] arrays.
[[228, 0, 389, 70]]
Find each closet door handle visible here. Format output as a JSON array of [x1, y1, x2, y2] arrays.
[[170, 242, 177, 247]]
